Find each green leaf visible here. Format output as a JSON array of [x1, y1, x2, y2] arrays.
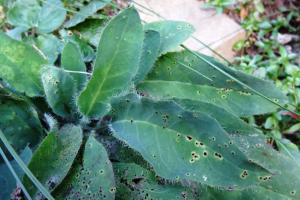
[[114, 163, 195, 199], [53, 136, 115, 200], [111, 98, 269, 189], [231, 134, 300, 199], [138, 80, 277, 117], [147, 51, 286, 103], [144, 21, 195, 54], [7, 0, 66, 33], [134, 30, 161, 83], [23, 124, 83, 198], [61, 42, 88, 92], [64, 0, 111, 28], [0, 98, 44, 153], [175, 99, 258, 134], [138, 51, 287, 116], [74, 19, 106, 46], [7, 0, 40, 29], [78, 7, 144, 118], [34, 34, 63, 64], [41, 66, 77, 118], [37, 0, 66, 33], [0, 32, 47, 97]]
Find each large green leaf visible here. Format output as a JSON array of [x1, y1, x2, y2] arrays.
[[111, 98, 269, 189], [0, 98, 44, 153], [41, 66, 77, 118], [7, 0, 66, 33], [175, 99, 258, 134], [231, 134, 300, 199], [146, 51, 286, 102], [144, 21, 195, 55], [134, 30, 161, 84], [61, 42, 87, 92], [64, 0, 111, 28], [138, 80, 277, 117], [138, 51, 287, 116], [53, 136, 115, 200], [114, 163, 195, 199], [0, 32, 47, 97], [23, 124, 83, 198], [78, 7, 144, 118]]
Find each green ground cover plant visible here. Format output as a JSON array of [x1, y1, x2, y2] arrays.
[[0, 0, 299, 199]]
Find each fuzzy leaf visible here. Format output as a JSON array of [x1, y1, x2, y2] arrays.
[[23, 125, 83, 197], [61, 42, 87, 92], [41, 66, 77, 117], [231, 134, 300, 199], [0, 98, 44, 153], [134, 30, 161, 83], [146, 51, 286, 103], [144, 21, 195, 54], [175, 99, 258, 134], [114, 163, 195, 199], [78, 7, 144, 118], [0, 32, 47, 97], [34, 34, 63, 64], [64, 0, 111, 28], [53, 136, 115, 200], [138, 80, 277, 117], [111, 98, 269, 189]]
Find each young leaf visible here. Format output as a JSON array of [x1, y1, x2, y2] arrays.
[[61, 42, 88, 92], [114, 163, 195, 199], [41, 66, 77, 118], [64, 0, 111, 28], [0, 98, 44, 153], [110, 98, 269, 189], [78, 7, 144, 118], [0, 32, 47, 97], [53, 136, 116, 200], [138, 80, 277, 117], [23, 125, 83, 197], [134, 30, 161, 84], [144, 21, 195, 55]]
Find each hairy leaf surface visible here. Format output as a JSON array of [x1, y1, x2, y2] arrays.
[[23, 125, 83, 197], [0, 32, 47, 97], [53, 136, 115, 200], [78, 7, 144, 118], [134, 30, 161, 83], [138, 80, 277, 116], [111, 98, 269, 188], [114, 163, 195, 199], [61, 42, 87, 92], [41, 66, 77, 117]]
